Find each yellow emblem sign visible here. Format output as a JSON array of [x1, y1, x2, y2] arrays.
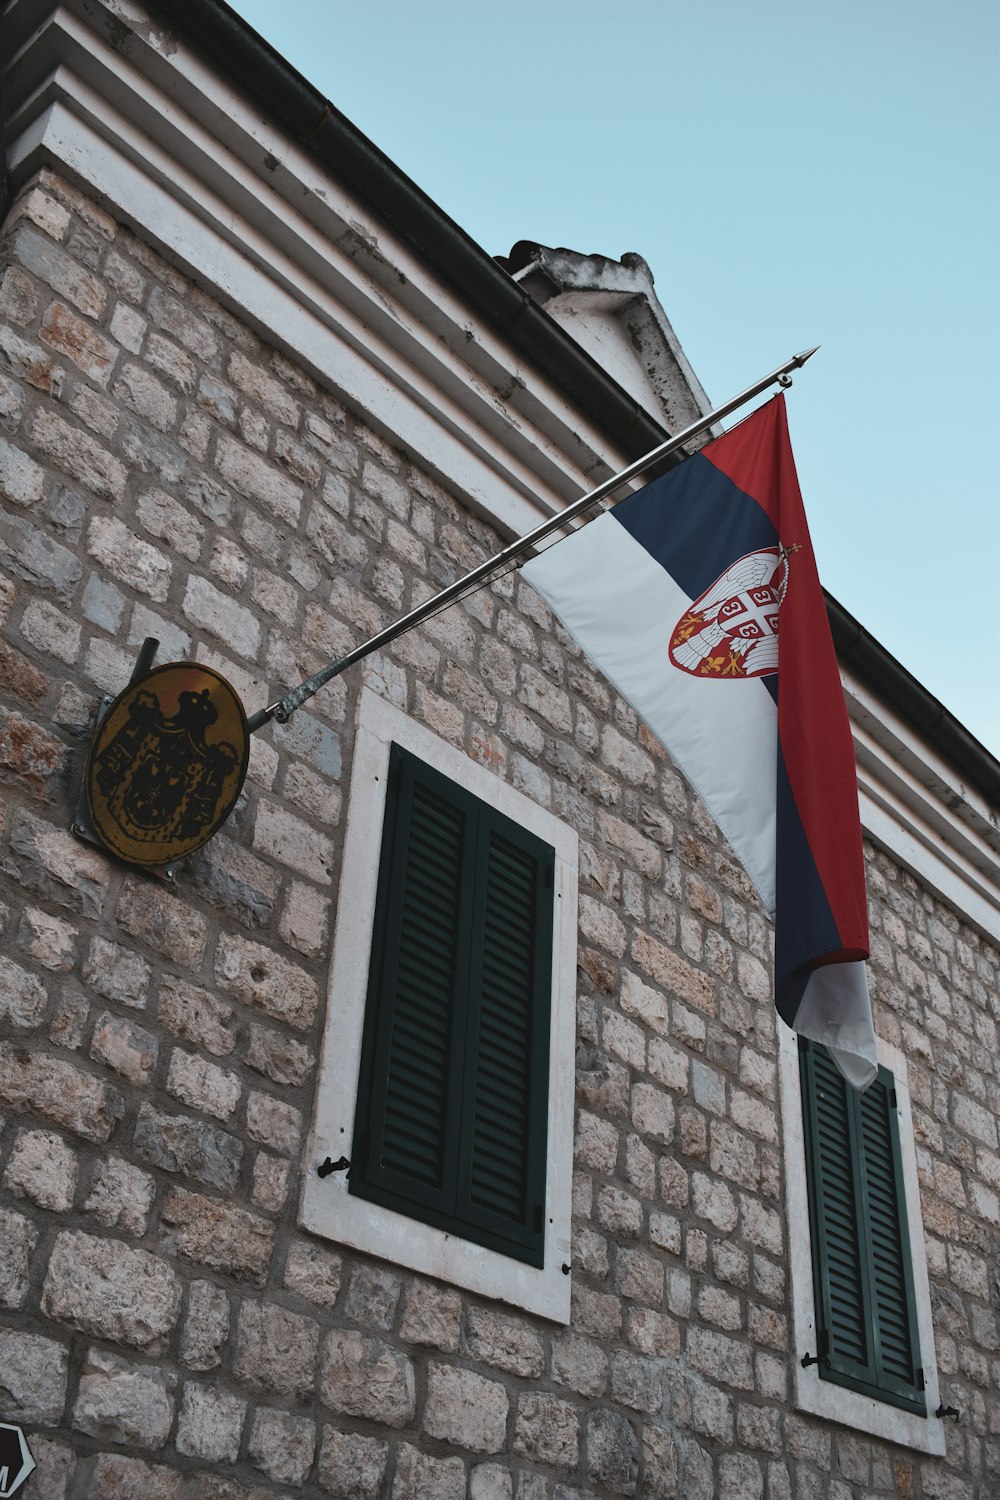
[[85, 663, 249, 867]]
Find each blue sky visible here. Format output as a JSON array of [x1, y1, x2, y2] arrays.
[[233, 0, 1000, 755]]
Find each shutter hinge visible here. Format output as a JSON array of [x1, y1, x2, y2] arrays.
[[890, 1088, 898, 1109], [936, 1403, 962, 1422], [316, 1155, 350, 1179], [916, 1366, 925, 1391], [533, 1203, 544, 1234], [801, 1329, 830, 1368]]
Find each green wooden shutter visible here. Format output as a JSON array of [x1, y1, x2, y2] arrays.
[[799, 1039, 925, 1415], [351, 743, 554, 1266]]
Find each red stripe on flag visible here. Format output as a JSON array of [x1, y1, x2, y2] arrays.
[[703, 397, 868, 960]]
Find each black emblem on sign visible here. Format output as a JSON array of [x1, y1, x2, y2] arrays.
[[0, 1423, 35, 1497], [93, 686, 237, 845], [84, 663, 249, 867]]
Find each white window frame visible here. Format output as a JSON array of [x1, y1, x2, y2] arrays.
[[300, 687, 578, 1322], [779, 1024, 945, 1454]]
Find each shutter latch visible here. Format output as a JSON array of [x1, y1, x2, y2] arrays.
[[317, 1155, 350, 1179], [800, 1330, 830, 1368]]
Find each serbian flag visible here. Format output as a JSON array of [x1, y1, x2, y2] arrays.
[[523, 396, 877, 1088]]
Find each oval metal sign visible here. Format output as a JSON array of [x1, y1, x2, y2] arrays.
[[85, 663, 249, 867]]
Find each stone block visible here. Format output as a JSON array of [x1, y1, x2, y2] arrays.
[[246, 1089, 302, 1155], [90, 1012, 158, 1085], [283, 1239, 343, 1310], [513, 1392, 579, 1469], [110, 298, 148, 352], [186, 836, 279, 929], [425, 1361, 509, 1452], [157, 976, 236, 1056], [30, 406, 126, 501], [0, 1329, 69, 1425], [631, 930, 715, 1015], [251, 1151, 289, 1212], [182, 573, 261, 660], [166, 1049, 241, 1121], [87, 515, 170, 600], [136, 487, 204, 561], [615, 1248, 664, 1306], [40, 300, 118, 385], [234, 1300, 319, 1401], [147, 286, 218, 362], [0, 1043, 124, 1142], [133, 1102, 243, 1191], [20, 599, 81, 665], [72, 1349, 174, 1449], [0, 956, 48, 1027], [228, 350, 300, 425], [0, 810, 110, 912], [586, 1408, 639, 1494], [552, 1333, 608, 1399], [342, 1263, 401, 1332], [399, 1278, 462, 1352], [245, 1023, 312, 1087], [82, 937, 151, 1008], [214, 933, 319, 1030], [610, 1351, 662, 1415], [4, 1128, 77, 1211], [87, 1453, 184, 1499], [82, 573, 126, 632], [0, 434, 45, 506], [41, 1230, 181, 1349], [0, 707, 67, 801], [252, 799, 334, 884], [391, 1445, 465, 1500], [466, 1307, 545, 1378], [216, 433, 301, 526], [84, 1156, 156, 1236], [180, 1280, 229, 1372], [688, 1327, 753, 1391], [320, 1329, 414, 1427], [470, 1464, 513, 1500], [692, 1173, 738, 1232], [317, 1426, 388, 1498], [175, 1382, 246, 1462], [247, 1408, 316, 1485], [12, 225, 105, 316], [116, 878, 207, 968], [0, 1206, 38, 1308], [160, 1189, 273, 1282], [0, 642, 47, 706], [145, 332, 196, 392], [0, 512, 82, 603]]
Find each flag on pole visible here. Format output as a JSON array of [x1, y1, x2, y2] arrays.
[[523, 395, 877, 1088]]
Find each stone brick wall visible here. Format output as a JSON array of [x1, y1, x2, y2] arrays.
[[0, 169, 997, 1498]]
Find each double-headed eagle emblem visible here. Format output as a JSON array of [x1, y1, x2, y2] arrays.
[[669, 544, 799, 680]]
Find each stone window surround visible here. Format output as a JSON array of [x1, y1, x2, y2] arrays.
[[300, 686, 579, 1322], [778, 1024, 946, 1455]]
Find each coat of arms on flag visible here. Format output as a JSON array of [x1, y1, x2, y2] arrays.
[[670, 546, 787, 678], [523, 395, 877, 1088]]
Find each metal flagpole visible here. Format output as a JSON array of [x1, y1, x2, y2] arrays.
[[247, 347, 819, 733]]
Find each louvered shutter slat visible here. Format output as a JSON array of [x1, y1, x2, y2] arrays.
[[460, 827, 552, 1261]]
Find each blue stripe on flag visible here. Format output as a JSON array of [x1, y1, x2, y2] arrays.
[[611, 453, 778, 598], [774, 744, 842, 1022]]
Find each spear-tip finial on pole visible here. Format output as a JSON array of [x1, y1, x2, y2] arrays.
[[793, 346, 820, 367]]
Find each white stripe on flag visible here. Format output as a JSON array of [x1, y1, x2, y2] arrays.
[[794, 960, 878, 1089], [523, 512, 778, 913]]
